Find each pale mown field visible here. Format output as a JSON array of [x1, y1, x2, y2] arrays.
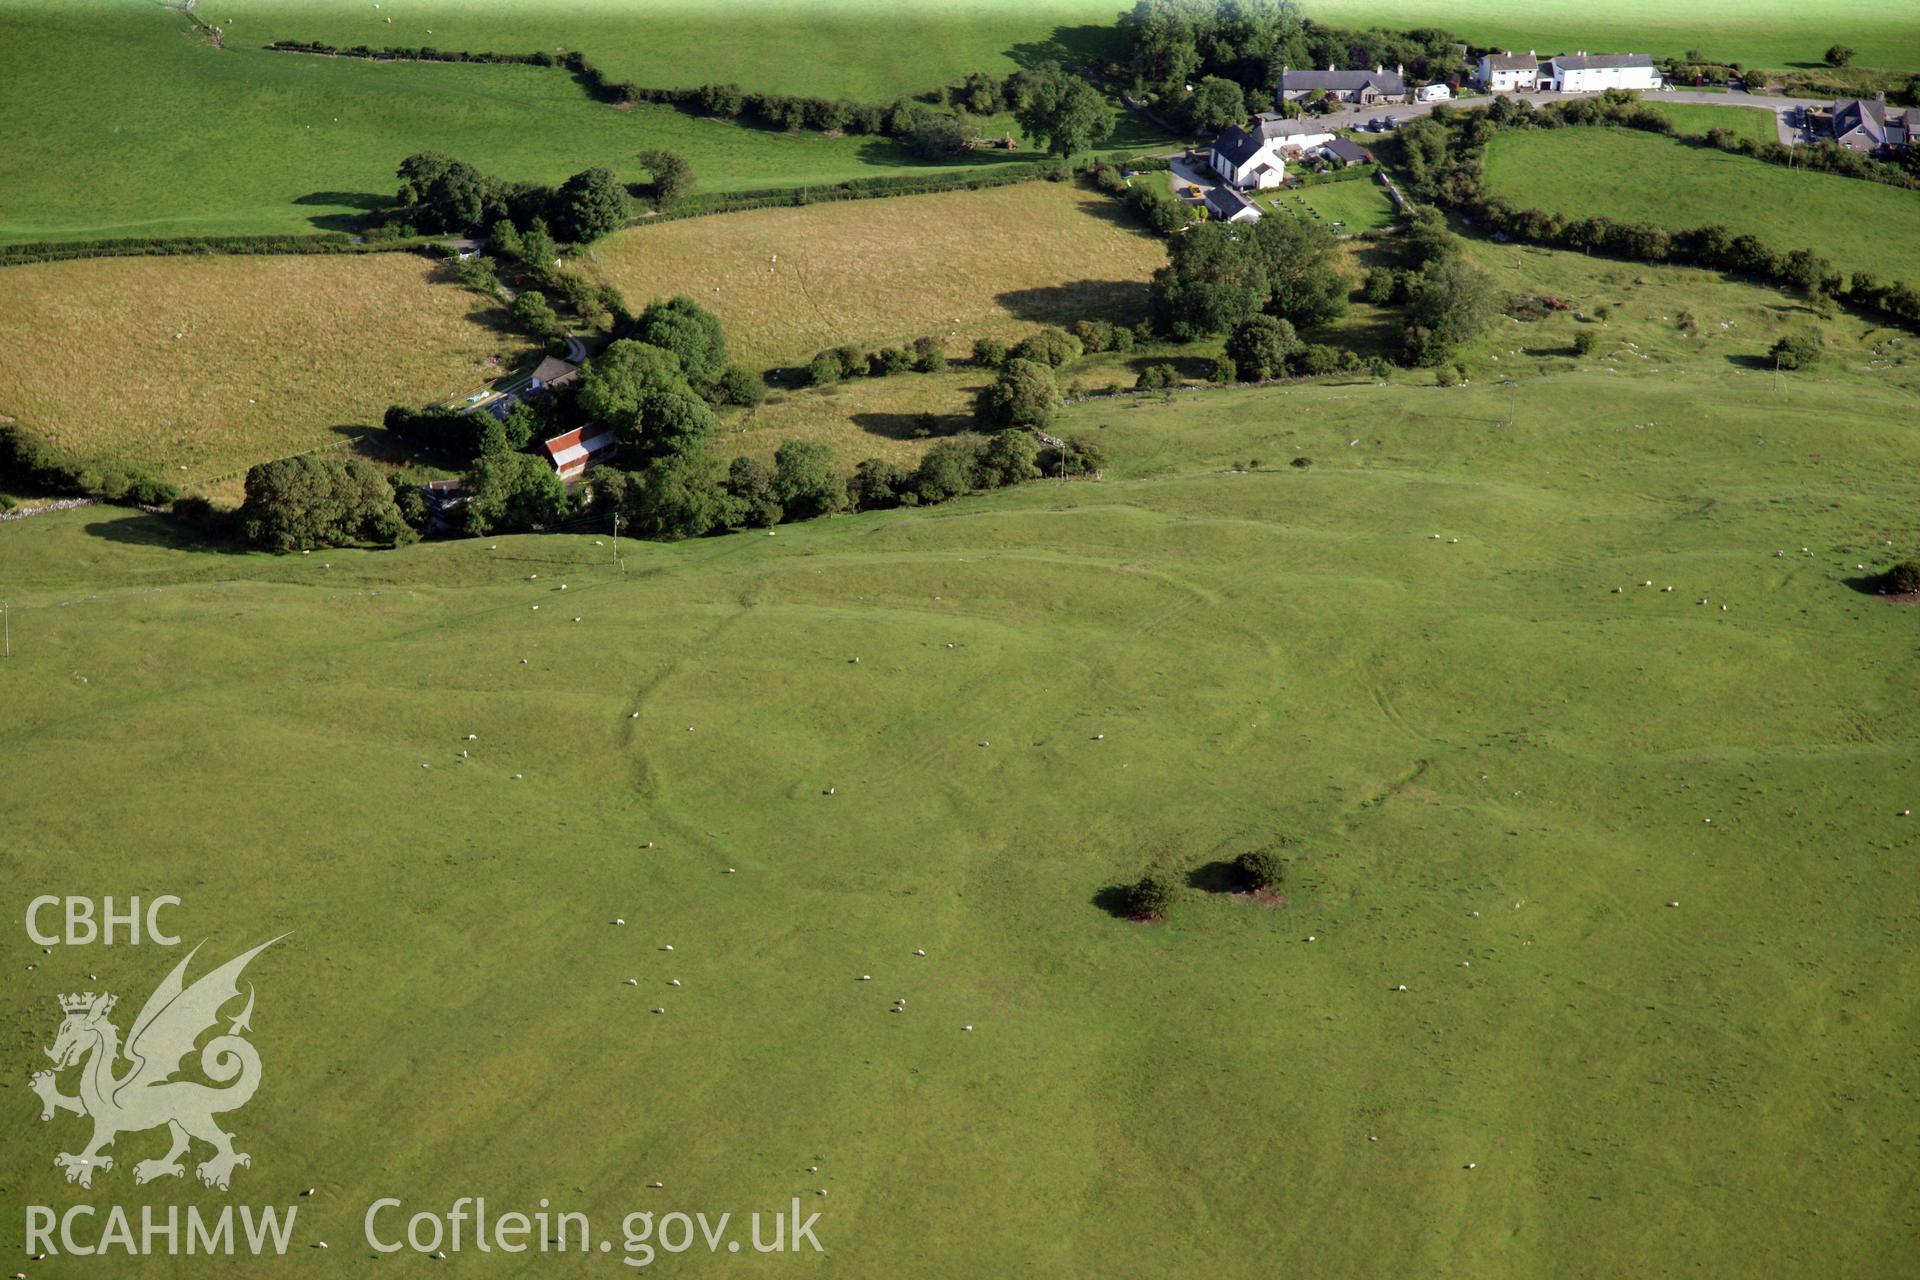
[[586, 182, 1168, 367], [0, 253, 529, 484]]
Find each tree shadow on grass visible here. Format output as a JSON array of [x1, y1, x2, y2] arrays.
[[1072, 196, 1163, 241], [995, 281, 1151, 327], [1005, 24, 1125, 70], [1186, 860, 1250, 894], [82, 511, 248, 556], [295, 190, 390, 234], [1724, 353, 1776, 370], [1090, 884, 1137, 919], [849, 410, 971, 442]]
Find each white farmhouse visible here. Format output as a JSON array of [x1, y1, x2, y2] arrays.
[[1477, 51, 1540, 92], [1543, 52, 1661, 93], [1208, 118, 1335, 189]]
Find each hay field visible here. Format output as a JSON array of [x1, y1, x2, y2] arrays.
[[0, 253, 528, 483], [586, 182, 1168, 367]]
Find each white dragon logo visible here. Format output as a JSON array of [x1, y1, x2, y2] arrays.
[[30, 937, 284, 1191]]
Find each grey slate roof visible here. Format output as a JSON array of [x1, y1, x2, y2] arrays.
[[1203, 185, 1259, 220], [1321, 137, 1372, 165], [1257, 118, 1328, 140], [1210, 125, 1263, 168], [1481, 52, 1538, 71], [1551, 52, 1655, 71], [1278, 67, 1407, 96]]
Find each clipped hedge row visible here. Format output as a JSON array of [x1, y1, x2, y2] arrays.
[[0, 233, 422, 266], [0, 423, 179, 507], [635, 163, 1059, 225]]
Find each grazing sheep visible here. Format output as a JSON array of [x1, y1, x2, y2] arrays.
[[913, 948, 926, 956], [860, 974, 872, 981], [614, 918, 626, 926], [661, 944, 673, 951], [963, 1025, 973, 1032]]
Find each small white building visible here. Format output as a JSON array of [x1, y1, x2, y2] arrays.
[[1477, 51, 1539, 92], [1208, 118, 1335, 189], [1201, 185, 1262, 225], [1416, 82, 1453, 103], [1543, 52, 1661, 93]]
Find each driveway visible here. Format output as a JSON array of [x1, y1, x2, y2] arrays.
[[1302, 87, 1809, 146]]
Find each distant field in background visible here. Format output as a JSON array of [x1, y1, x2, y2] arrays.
[[209, 0, 1126, 99], [0, 2, 1056, 244], [1309, 0, 1920, 72], [0, 253, 526, 482], [1484, 127, 1920, 285], [587, 182, 1168, 366]]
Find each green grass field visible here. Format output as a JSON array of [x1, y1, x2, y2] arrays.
[[1281, 179, 1400, 233], [1645, 101, 1779, 144], [1484, 126, 1920, 286], [4, 244, 1919, 1270], [0, 2, 1058, 244], [209, 0, 1127, 100]]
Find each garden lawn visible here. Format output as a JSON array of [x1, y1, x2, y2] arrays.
[[1282, 179, 1400, 234], [1645, 101, 1779, 144], [1483, 126, 1920, 286]]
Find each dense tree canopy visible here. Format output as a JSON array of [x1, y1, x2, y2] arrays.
[[975, 359, 1064, 430], [238, 456, 414, 552], [463, 451, 568, 535], [1012, 64, 1114, 157], [551, 167, 630, 243], [635, 296, 728, 388], [1149, 221, 1272, 338]]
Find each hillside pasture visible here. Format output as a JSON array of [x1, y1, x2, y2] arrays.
[[587, 181, 1168, 366], [0, 253, 528, 483], [1483, 126, 1920, 286], [3, 274, 1919, 1271]]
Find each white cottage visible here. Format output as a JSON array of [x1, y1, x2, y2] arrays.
[[1477, 51, 1540, 93], [1208, 118, 1336, 189]]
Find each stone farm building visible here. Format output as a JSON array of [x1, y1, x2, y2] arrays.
[[1541, 53, 1661, 93], [1275, 66, 1408, 106]]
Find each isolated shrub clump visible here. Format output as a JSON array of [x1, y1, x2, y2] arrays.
[[1770, 328, 1824, 370], [1234, 847, 1287, 891], [1124, 873, 1181, 921], [1881, 560, 1920, 594]]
